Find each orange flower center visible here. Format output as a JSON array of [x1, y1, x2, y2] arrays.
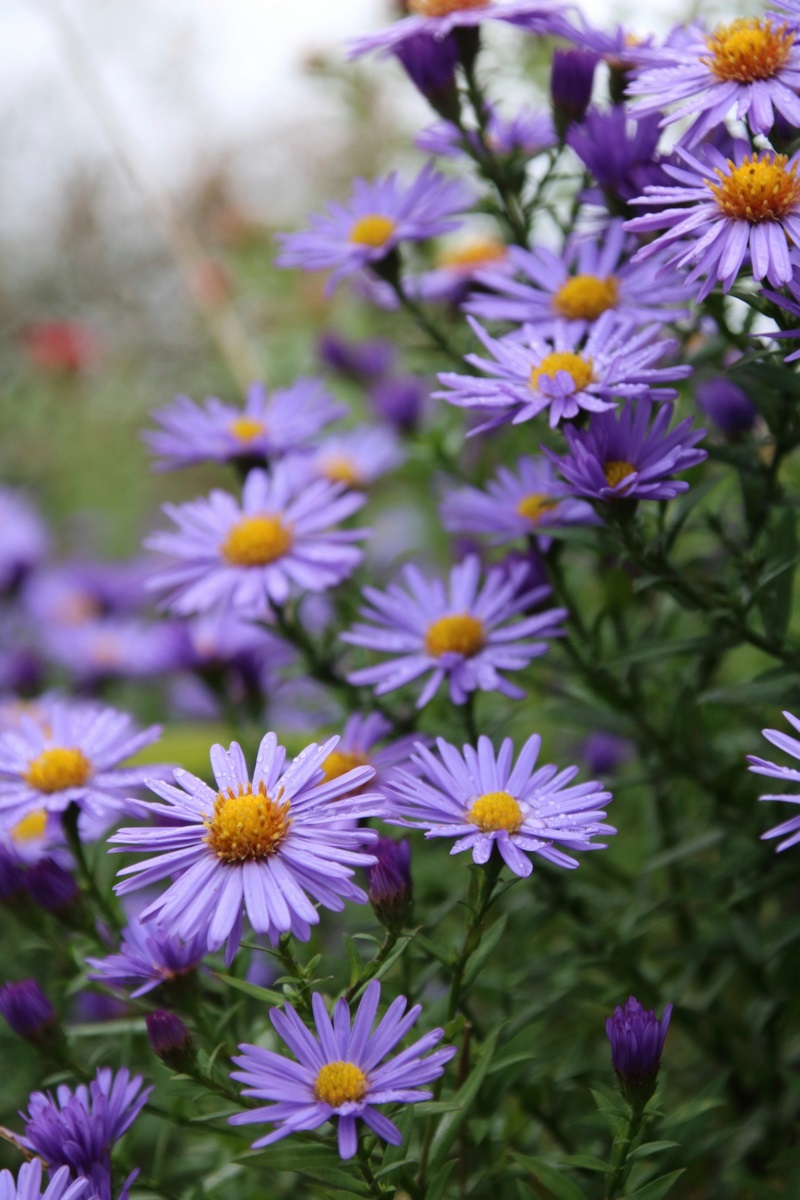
[[437, 237, 508, 272], [704, 18, 793, 83], [320, 749, 371, 784], [516, 493, 558, 525], [707, 153, 800, 222], [603, 460, 637, 489], [425, 613, 485, 658], [228, 416, 266, 443], [410, 0, 489, 14], [11, 810, 48, 843], [318, 454, 362, 486], [530, 351, 594, 393], [25, 747, 92, 794], [349, 215, 397, 248], [468, 790, 522, 833], [204, 784, 291, 862], [221, 514, 293, 566], [314, 1061, 368, 1106], [553, 274, 619, 321]]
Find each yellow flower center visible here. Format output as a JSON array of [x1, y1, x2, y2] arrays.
[[221, 514, 293, 567], [468, 790, 523, 833], [410, 0, 489, 13], [349, 215, 398, 248], [11, 810, 48, 843], [704, 18, 793, 83], [228, 416, 266, 443], [204, 784, 292, 862], [25, 747, 92, 794], [530, 351, 594, 393], [604, 460, 637, 489], [425, 613, 485, 658], [516, 493, 558, 526], [314, 1060, 368, 1107], [321, 749, 371, 784], [707, 153, 800, 223], [553, 274, 619, 321], [319, 454, 362, 486], [437, 237, 508, 271]]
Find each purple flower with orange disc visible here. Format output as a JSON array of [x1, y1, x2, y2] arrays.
[[342, 554, 566, 707], [349, 1, 568, 58], [146, 461, 367, 618], [86, 915, 208, 998], [389, 733, 615, 876], [0, 489, 50, 593], [110, 733, 381, 963], [310, 427, 405, 488], [748, 710, 800, 851], [319, 713, 421, 798], [275, 162, 473, 290], [144, 380, 344, 471], [228, 979, 455, 1159]]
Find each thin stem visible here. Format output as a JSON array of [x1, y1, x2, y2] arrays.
[[345, 931, 399, 1003], [390, 278, 466, 369], [604, 1104, 646, 1200], [274, 934, 313, 1019], [357, 1139, 387, 1199], [62, 803, 122, 933], [447, 853, 503, 1022]]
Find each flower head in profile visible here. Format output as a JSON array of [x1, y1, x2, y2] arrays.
[[606, 996, 672, 1107], [0, 1160, 88, 1200], [342, 554, 566, 707], [349, 1, 568, 58], [311, 427, 405, 488], [390, 733, 614, 876], [275, 162, 473, 290], [228, 979, 455, 1159], [748, 710, 800, 851], [146, 462, 366, 618], [319, 713, 421, 797], [144, 380, 344, 471], [111, 733, 382, 963], [86, 915, 208, 998]]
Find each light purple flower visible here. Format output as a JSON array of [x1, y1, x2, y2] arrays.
[[342, 554, 566, 707], [0, 489, 49, 592], [228, 979, 455, 1159], [0, 1160, 88, 1200], [437, 313, 690, 430], [310, 427, 405, 487], [146, 462, 367, 618], [545, 401, 707, 502], [349, 1, 567, 58], [319, 713, 422, 795], [110, 732, 382, 963], [23, 560, 149, 626], [567, 107, 668, 210], [86, 915, 208, 998], [411, 231, 513, 305], [275, 162, 473, 290], [389, 733, 615, 876], [416, 105, 556, 160], [748, 710, 800, 851], [42, 618, 186, 686], [144, 379, 344, 471], [626, 143, 800, 299]]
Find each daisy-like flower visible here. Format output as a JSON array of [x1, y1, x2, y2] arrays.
[[349, 1, 568, 58], [143, 380, 343, 471], [436, 313, 690, 430], [748, 710, 800, 851], [567, 107, 667, 211], [545, 401, 707, 503], [626, 143, 800, 299], [389, 733, 614, 876], [0, 1160, 88, 1200], [0, 700, 160, 830], [228, 979, 455, 1160], [86, 915, 208, 998], [627, 17, 800, 146], [465, 221, 689, 336], [342, 554, 566, 707], [440, 455, 595, 547], [146, 462, 367, 618], [110, 733, 381, 963], [275, 162, 473, 290], [21, 1068, 151, 1200], [318, 713, 422, 797], [412, 232, 513, 305], [310, 427, 405, 488]]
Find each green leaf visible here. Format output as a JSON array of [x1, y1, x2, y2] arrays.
[[425, 1161, 455, 1200], [462, 914, 508, 991], [343, 935, 363, 988], [557, 1153, 611, 1173], [756, 508, 798, 640], [512, 1155, 589, 1200], [429, 1025, 502, 1171], [628, 1141, 680, 1161], [628, 1169, 686, 1199], [213, 972, 287, 1006]]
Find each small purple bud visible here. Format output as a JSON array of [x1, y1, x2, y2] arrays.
[[581, 732, 634, 777], [0, 848, 26, 904], [367, 837, 413, 934], [370, 375, 427, 434], [393, 33, 460, 119], [0, 980, 58, 1044], [146, 1010, 195, 1072], [550, 49, 598, 137], [317, 332, 395, 382], [606, 996, 672, 1108], [694, 377, 756, 436], [24, 858, 81, 917]]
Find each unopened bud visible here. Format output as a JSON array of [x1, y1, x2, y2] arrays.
[[606, 995, 672, 1108], [0, 980, 59, 1046], [367, 837, 413, 933], [146, 1010, 195, 1072]]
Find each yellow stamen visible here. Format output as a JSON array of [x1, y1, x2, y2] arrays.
[[25, 747, 92, 794], [604, 460, 637, 489], [349, 215, 397, 248], [437, 237, 508, 271], [425, 614, 485, 658], [704, 18, 793, 83], [319, 454, 362, 486], [410, 0, 489, 13], [516, 493, 558, 525], [553, 274, 619, 321], [530, 351, 594, 393], [228, 416, 266, 443], [468, 790, 523, 833], [707, 153, 800, 222], [221, 514, 293, 567], [314, 1061, 368, 1107], [321, 749, 370, 784], [11, 810, 48, 843], [204, 783, 291, 862]]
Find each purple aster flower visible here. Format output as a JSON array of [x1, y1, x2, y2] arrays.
[[144, 379, 344, 471], [146, 462, 366, 618], [311, 427, 405, 488], [24, 859, 81, 918], [759, 285, 800, 362], [319, 713, 422, 797], [628, 17, 800, 146], [42, 618, 186, 687], [342, 554, 566, 707], [626, 143, 800, 299], [694, 376, 757, 432], [437, 313, 690, 431], [366, 837, 413, 932], [317, 332, 395, 382], [146, 1011, 194, 1071], [21, 1067, 151, 1200], [370, 375, 428, 433], [110, 732, 381, 964], [0, 700, 160, 829], [748, 710, 800, 851], [580, 731, 634, 777], [275, 162, 474, 290], [228, 979, 455, 1160], [23, 559, 149, 626], [0, 1161, 88, 1200], [349, 1, 567, 58], [440, 454, 594, 548], [86, 915, 208, 998], [0, 980, 57, 1043], [0, 489, 49, 593], [567, 107, 668, 210], [606, 996, 672, 1107], [412, 232, 512, 305], [416, 105, 555, 160], [545, 401, 707, 503], [390, 733, 615, 876], [465, 221, 689, 336]]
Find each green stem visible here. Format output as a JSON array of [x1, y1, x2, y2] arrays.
[[391, 278, 466, 369], [604, 1104, 646, 1200], [275, 934, 313, 1019], [63, 802, 122, 933], [345, 931, 399, 1003], [356, 1139, 387, 1199], [447, 852, 503, 1022]]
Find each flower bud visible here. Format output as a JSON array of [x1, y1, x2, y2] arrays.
[[694, 377, 756, 436], [146, 1010, 195, 1072], [24, 858, 81, 918], [367, 837, 413, 934], [0, 980, 59, 1045], [370, 376, 426, 434], [606, 995, 672, 1108], [550, 49, 598, 140], [393, 33, 460, 120]]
